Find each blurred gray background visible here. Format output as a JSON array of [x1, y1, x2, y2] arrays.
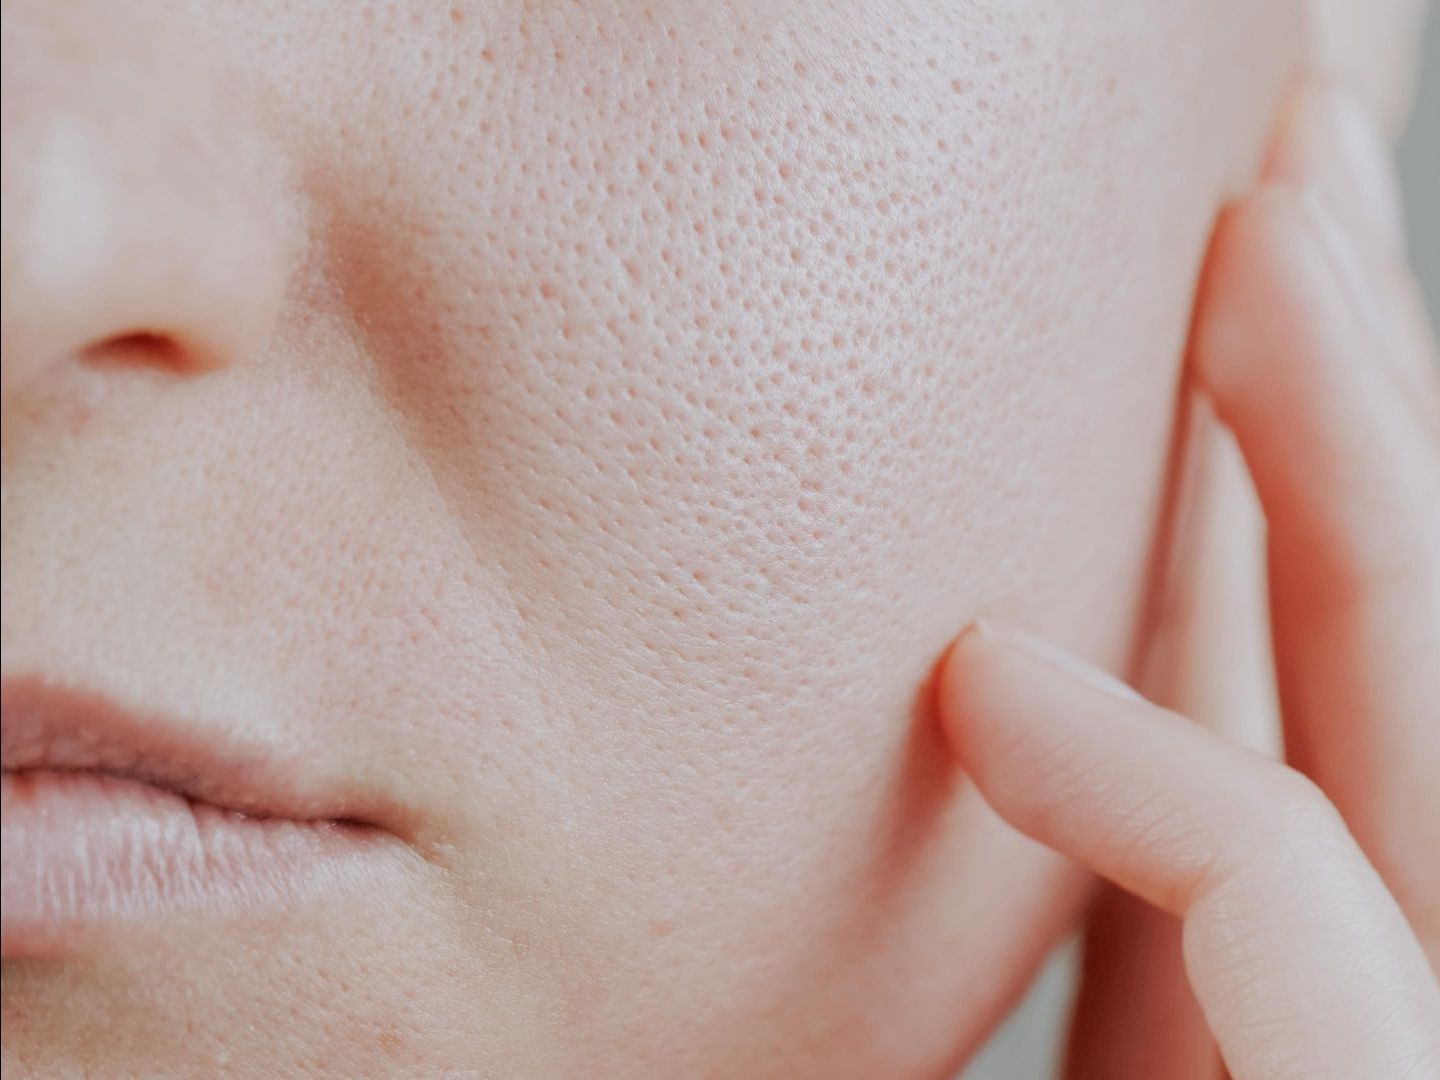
[[963, 9, 1438, 1077], [1404, 9, 1440, 323]]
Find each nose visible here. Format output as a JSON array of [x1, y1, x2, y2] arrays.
[[1, 8, 287, 403]]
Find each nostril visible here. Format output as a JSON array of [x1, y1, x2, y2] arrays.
[[79, 331, 189, 373]]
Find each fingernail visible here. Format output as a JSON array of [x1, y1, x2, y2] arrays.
[[971, 619, 1145, 704], [1281, 85, 1406, 257]]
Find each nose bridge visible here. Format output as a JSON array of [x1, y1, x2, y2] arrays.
[[0, 14, 288, 402]]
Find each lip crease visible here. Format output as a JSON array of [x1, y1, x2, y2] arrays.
[[1, 677, 409, 958]]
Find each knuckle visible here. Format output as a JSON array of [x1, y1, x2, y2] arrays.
[[1198, 766, 1349, 899]]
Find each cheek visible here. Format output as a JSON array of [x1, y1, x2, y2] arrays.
[[328, 1, 1293, 727], [104, 1, 1303, 1070]]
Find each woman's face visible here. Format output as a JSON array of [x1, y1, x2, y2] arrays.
[[3, 2, 1304, 1075]]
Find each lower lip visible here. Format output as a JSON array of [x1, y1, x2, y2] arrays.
[[1, 770, 396, 957]]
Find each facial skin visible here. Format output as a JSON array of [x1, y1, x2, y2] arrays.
[[0, 1, 1330, 1076]]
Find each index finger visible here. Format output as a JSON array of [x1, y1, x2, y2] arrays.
[[940, 622, 1440, 1080]]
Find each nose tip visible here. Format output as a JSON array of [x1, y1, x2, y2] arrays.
[[1, 33, 287, 403]]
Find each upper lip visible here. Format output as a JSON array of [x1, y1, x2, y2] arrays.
[[1, 676, 380, 826]]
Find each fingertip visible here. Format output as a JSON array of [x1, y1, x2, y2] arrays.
[[935, 622, 992, 766], [1191, 183, 1382, 432], [1191, 186, 1310, 404], [1188, 172, 1435, 606], [938, 620, 1148, 784]]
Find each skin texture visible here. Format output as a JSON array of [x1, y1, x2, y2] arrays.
[[6, 1, 1394, 1076]]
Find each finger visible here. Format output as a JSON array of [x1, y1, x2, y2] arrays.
[[940, 622, 1440, 1080], [1191, 180, 1440, 949], [1140, 401, 1280, 757], [1262, 81, 1440, 436], [1065, 885, 1219, 1080], [1066, 409, 1270, 1080]]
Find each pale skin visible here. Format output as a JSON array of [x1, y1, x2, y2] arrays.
[[942, 82, 1440, 1078], [0, 2, 1434, 1076]]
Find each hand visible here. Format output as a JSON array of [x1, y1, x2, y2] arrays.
[[941, 81, 1440, 1079]]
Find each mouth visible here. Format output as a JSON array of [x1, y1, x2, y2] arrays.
[[1, 678, 409, 958]]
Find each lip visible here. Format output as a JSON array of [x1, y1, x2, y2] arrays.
[[1, 677, 409, 957]]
